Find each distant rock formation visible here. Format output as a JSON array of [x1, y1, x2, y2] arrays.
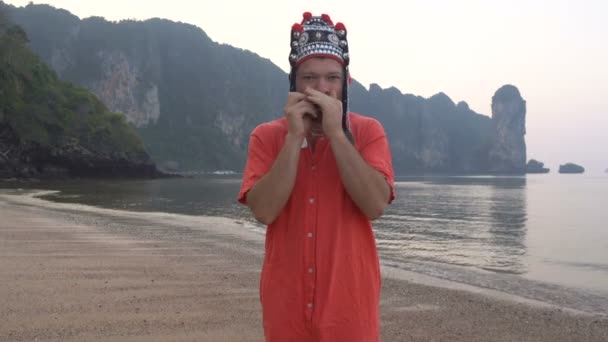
[[526, 159, 549, 173], [559, 163, 585, 174], [6, 3, 528, 175], [488, 85, 526, 174]]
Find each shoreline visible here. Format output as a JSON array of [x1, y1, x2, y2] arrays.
[[1, 193, 607, 341], [4, 189, 608, 316]]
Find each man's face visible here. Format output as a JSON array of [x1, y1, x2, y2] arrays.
[[295, 57, 344, 100]]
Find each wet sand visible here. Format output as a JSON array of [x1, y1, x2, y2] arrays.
[[1, 195, 607, 341]]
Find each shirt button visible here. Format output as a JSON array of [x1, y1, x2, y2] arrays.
[[307, 232, 313, 238], [308, 268, 314, 273], [307, 303, 313, 309], [309, 197, 315, 204], [311, 165, 316, 171]]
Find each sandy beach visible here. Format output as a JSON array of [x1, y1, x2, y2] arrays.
[[1, 193, 607, 342]]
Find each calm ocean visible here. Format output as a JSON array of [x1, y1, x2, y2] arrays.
[[2, 174, 607, 315]]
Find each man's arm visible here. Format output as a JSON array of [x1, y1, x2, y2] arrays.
[[245, 133, 303, 225], [304, 87, 391, 220], [329, 131, 391, 220], [244, 92, 317, 225]]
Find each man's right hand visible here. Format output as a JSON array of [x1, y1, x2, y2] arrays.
[[284, 92, 318, 139]]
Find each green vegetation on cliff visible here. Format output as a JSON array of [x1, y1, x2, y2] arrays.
[[0, 11, 142, 152], [0, 8, 156, 178]]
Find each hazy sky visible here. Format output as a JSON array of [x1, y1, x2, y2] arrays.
[[6, 0, 608, 173]]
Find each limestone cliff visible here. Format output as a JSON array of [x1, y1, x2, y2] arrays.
[[89, 50, 161, 127], [350, 84, 492, 173], [5, 2, 527, 174], [0, 9, 160, 179], [488, 85, 527, 174]]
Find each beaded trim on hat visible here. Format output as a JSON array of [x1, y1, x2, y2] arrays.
[[288, 13, 349, 67]]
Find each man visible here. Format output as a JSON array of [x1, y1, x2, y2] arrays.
[[238, 12, 395, 342]]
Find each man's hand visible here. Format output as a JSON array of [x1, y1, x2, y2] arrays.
[[284, 92, 318, 139], [304, 88, 343, 139]]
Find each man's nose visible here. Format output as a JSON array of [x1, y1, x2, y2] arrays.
[[316, 77, 331, 95]]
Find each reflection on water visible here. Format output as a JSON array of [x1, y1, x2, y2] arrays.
[[486, 177, 527, 274], [2, 174, 608, 303], [1, 176, 530, 275], [11, 176, 253, 222], [377, 176, 528, 275]]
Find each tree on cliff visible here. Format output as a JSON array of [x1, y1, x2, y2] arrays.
[[0, 8, 157, 178]]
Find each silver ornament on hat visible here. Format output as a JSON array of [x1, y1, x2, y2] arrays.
[[292, 31, 301, 39], [328, 33, 340, 46]]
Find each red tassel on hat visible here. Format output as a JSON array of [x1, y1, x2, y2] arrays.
[[292, 23, 303, 32], [321, 14, 333, 25], [302, 12, 312, 23], [335, 22, 346, 31]]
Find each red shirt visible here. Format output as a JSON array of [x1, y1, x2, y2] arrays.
[[239, 112, 395, 341]]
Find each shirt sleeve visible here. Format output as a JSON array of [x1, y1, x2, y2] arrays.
[[238, 125, 276, 205], [358, 119, 396, 204]]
